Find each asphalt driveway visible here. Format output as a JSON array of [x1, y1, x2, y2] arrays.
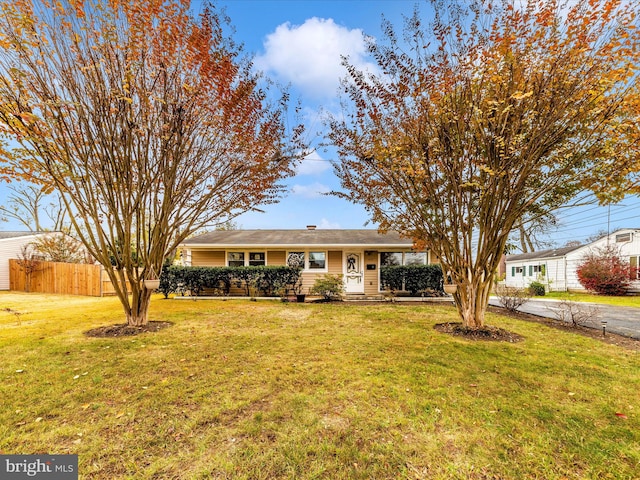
[[489, 297, 640, 340]]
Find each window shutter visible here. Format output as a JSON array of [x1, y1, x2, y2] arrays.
[[511, 266, 515, 277], [541, 264, 546, 276], [528, 265, 533, 276], [630, 256, 637, 280], [522, 267, 526, 277]]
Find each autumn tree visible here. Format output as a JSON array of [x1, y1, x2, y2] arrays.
[[0, 0, 304, 325], [329, 0, 640, 328], [32, 232, 89, 263]]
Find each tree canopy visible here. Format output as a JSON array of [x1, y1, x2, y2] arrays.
[[329, 0, 640, 328], [0, 0, 305, 325]]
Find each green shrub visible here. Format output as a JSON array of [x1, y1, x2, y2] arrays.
[[380, 264, 443, 294], [309, 274, 344, 301], [158, 267, 178, 299], [528, 281, 546, 296], [159, 265, 301, 297]]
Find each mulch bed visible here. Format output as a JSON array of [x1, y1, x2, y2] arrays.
[[85, 321, 173, 338], [434, 322, 524, 343]]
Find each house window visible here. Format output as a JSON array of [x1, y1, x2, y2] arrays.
[[405, 252, 427, 265], [249, 252, 265, 266], [512, 266, 524, 276], [228, 252, 244, 267], [616, 233, 632, 243], [630, 256, 640, 280], [308, 251, 326, 269], [380, 252, 402, 266], [380, 252, 427, 266], [529, 264, 546, 276], [286, 251, 327, 271], [287, 252, 305, 268]]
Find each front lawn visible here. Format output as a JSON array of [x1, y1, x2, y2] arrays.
[[1, 292, 638, 479]]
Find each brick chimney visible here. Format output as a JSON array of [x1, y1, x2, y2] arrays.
[[306, 225, 316, 230]]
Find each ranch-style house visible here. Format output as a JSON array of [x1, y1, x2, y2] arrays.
[[178, 226, 438, 296]]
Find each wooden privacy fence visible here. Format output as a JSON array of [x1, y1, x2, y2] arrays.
[[9, 259, 121, 297]]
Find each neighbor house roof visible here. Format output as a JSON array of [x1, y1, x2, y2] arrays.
[[506, 244, 584, 262], [182, 229, 415, 248], [0, 231, 46, 241]]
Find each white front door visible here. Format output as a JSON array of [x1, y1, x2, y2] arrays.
[[344, 251, 364, 294]]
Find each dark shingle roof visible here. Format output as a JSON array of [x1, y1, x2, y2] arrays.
[[183, 229, 414, 247], [506, 244, 583, 262]]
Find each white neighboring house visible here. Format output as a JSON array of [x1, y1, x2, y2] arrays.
[[505, 228, 640, 292], [0, 231, 49, 290]]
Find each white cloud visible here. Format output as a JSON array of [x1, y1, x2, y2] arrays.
[[318, 218, 341, 229], [255, 17, 378, 99], [290, 182, 331, 198], [296, 150, 331, 176]]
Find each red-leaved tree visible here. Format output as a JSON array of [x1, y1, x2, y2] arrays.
[[576, 245, 631, 296]]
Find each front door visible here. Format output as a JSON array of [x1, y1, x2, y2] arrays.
[[344, 251, 364, 294]]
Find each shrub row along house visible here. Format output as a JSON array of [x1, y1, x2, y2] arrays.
[[505, 228, 640, 292], [178, 226, 439, 297]]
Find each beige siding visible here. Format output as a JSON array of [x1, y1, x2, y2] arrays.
[[328, 250, 342, 274], [192, 250, 225, 267], [363, 250, 379, 295], [267, 250, 286, 266]]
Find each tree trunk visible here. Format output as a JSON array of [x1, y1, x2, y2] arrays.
[[126, 286, 153, 326], [452, 274, 494, 329]]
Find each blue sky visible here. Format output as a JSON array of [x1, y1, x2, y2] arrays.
[[218, 0, 413, 231], [216, 0, 640, 245], [1, 0, 637, 248]]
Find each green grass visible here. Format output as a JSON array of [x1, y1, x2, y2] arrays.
[[1, 292, 639, 479], [544, 291, 640, 307]]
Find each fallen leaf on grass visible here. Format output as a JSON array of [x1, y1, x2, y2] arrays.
[[615, 412, 628, 419]]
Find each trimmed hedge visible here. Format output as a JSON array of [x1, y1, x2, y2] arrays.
[[380, 264, 444, 295], [159, 265, 302, 298]]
